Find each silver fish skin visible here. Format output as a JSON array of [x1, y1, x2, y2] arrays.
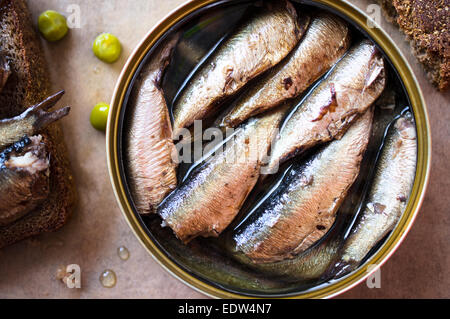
[[0, 91, 69, 151], [233, 109, 374, 264], [251, 238, 341, 281], [158, 105, 289, 244], [0, 135, 50, 226], [338, 113, 417, 271], [172, 0, 307, 136], [127, 35, 179, 215], [265, 40, 386, 174], [222, 12, 350, 128]]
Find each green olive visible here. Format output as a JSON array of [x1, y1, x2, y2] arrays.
[[93, 33, 122, 63], [90, 102, 110, 131], [38, 10, 68, 42]]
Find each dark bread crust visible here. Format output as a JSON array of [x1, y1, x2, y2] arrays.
[[377, 0, 449, 91], [0, 0, 76, 247], [0, 0, 50, 117]]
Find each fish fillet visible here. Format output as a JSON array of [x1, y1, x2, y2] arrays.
[[234, 109, 374, 263], [338, 113, 417, 271], [172, 0, 308, 136], [159, 105, 289, 243], [222, 13, 350, 127], [127, 35, 179, 214], [265, 40, 386, 174]]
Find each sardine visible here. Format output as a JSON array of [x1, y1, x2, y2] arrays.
[[232, 109, 374, 264], [158, 105, 289, 243], [127, 35, 179, 215], [227, 104, 404, 281], [251, 104, 404, 281], [0, 90, 69, 151], [265, 40, 385, 174], [172, 0, 308, 136], [0, 135, 50, 226], [222, 13, 350, 128], [335, 113, 417, 274], [250, 238, 341, 282]]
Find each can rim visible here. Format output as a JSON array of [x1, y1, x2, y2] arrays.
[[106, 0, 431, 299]]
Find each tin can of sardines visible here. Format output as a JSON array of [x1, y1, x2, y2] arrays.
[[107, 0, 431, 298]]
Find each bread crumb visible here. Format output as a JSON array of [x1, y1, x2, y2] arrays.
[[55, 265, 70, 284]]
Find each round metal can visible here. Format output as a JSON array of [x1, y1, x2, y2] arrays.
[[107, 0, 431, 298]]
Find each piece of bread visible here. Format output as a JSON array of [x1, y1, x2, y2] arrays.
[[376, 0, 449, 91], [0, 0, 76, 248]]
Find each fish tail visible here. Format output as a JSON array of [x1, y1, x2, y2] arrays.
[[29, 90, 65, 113], [34, 106, 71, 131]]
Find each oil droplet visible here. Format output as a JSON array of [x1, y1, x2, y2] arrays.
[[100, 269, 117, 288], [93, 66, 101, 74], [117, 246, 130, 261]]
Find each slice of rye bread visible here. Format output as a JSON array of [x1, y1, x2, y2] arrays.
[[0, 0, 76, 248], [376, 0, 449, 91]]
